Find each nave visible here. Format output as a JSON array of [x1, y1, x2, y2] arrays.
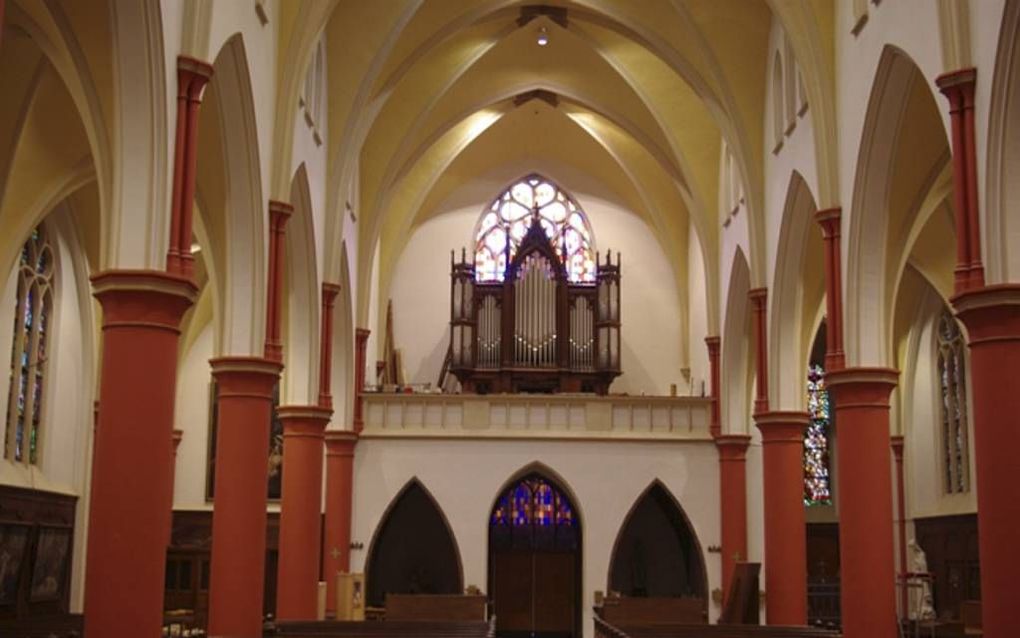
[[0, 2, 1019, 638]]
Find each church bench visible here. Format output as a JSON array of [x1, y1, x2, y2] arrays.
[[267, 619, 491, 638], [594, 616, 840, 638], [0, 613, 83, 638]]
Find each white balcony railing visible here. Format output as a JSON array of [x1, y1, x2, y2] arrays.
[[361, 393, 712, 441]]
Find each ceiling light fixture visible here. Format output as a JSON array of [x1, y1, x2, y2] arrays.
[[536, 27, 549, 47]]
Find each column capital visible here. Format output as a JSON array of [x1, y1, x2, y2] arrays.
[[825, 367, 898, 406], [278, 405, 333, 438], [325, 430, 359, 456], [748, 287, 768, 306], [172, 429, 184, 451], [268, 199, 294, 228], [356, 327, 371, 341], [704, 335, 721, 350], [177, 55, 214, 87], [754, 410, 809, 443], [935, 67, 977, 97], [815, 206, 842, 238], [715, 434, 751, 459], [91, 269, 198, 328], [890, 434, 905, 459], [322, 282, 342, 306], [209, 356, 282, 398], [951, 284, 1020, 342]]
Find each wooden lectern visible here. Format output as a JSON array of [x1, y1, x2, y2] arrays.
[[718, 562, 761, 625]]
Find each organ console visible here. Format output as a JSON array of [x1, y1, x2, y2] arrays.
[[449, 207, 621, 394]]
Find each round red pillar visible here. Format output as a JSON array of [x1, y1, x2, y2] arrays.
[[322, 430, 358, 616], [207, 356, 282, 638], [276, 405, 332, 620], [952, 285, 1020, 638], [715, 434, 751, 602], [825, 367, 898, 638], [754, 411, 808, 625], [84, 271, 196, 638]]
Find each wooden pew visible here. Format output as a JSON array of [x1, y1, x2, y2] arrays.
[[599, 597, 707, 625], [268, 619, 491, 638], [385, 594, 487, 622], [0, 613, 83, 638], [594, 615, 840, 638]]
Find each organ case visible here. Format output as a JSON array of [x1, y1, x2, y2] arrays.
[[449, 218, 621, 394]]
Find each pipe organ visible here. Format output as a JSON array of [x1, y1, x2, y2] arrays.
[[449, 217, 621, 394]]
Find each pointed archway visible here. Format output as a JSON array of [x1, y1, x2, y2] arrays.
[[488, 468, 582, 638], [365, 479, 463, 608], [607, 481, 707, 604]]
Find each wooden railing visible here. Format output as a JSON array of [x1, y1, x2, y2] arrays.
[[361, 393, 712, 441], [807, 582, 841, 630]]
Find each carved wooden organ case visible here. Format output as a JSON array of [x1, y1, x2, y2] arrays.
[[449, 215, 621, 394]]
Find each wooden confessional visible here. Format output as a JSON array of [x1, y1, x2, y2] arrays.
[[449, 213, 621, 394]]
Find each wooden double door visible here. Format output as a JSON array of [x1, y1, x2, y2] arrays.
[[492, 550, 577, 638]]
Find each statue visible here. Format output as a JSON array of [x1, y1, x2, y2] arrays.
[[907, 539, 936, 621]]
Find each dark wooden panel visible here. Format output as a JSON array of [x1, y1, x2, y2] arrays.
[[493, 552, 531, 632], [385, 594, 486, 622], [533, 553, 574, 632], [599, 597, 706, 625], [915, 514, 980, 621]]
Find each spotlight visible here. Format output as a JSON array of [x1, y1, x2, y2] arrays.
[[536, 27, 549, 46]]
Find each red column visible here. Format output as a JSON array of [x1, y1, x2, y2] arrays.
[[353, 328, 370, 433], [815, 207, 846, 371], [952, 285, 1020, 638], [705, 336, 722, 438], [754, 411, 808, 625], [715, 434, 750, 601], [748, 288, 769, 414], [264, 201, 293, 362], [319, 283, 342, 408], [890, 435, 908, 619], [936, 68, 984, 293], [825, 367, 898, 638], [322, 431, 358, 616], [207, 357, 282, 638], [166, 57, 213, 278], [276, 405, 332, 620], [84, 271, 196, 638]]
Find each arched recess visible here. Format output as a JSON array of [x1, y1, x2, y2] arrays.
[[770, 171, 824, 411], [330, 241, 355, 425], [488, 465, 583, 638], [607, 481, 707, 605], [986, 0, 1020, 283], [846, 45, 951, 367], [365, 479, 464, 608], [283, 163, 320, 404], [721, 248, 753, 434], [196, 33, 266, 357]]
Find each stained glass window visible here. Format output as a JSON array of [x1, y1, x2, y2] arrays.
[[804, 363, 832, 505], [474, 175, 596, 283], [490, 474, 577, 551], [4, 227, 54, 464], [937, 311, 969, 494]]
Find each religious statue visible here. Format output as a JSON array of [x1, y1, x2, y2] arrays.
[[908, 539, 936, 620]]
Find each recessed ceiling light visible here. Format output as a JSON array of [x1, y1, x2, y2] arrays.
[[537, 27, 549, 47]]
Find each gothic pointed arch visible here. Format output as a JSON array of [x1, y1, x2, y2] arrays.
[[607, 480, 707, 604], [364, 479, 463, 608]]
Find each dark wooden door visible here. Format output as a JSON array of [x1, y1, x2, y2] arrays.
[[493, 551, 575, 637]]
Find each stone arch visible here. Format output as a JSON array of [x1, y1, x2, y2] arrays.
[[846, 46, 950, 367], [283, 163, 320, 404], [721, 248, 753, 434], [364, 478, 464, 608], [769, 171, 823, 410], [200, 33, 266, 357], [607, 480, 708, 605], [985, 0, 1020, 283], [330, 241, 355, 424]]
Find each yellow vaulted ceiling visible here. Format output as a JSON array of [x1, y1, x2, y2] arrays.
[[306, 0, 774, 321]]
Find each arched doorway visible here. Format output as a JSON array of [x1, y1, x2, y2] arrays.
[[608, 482, 707, 606], [365, 480, 463, 608], [488, 472, 581, 638]]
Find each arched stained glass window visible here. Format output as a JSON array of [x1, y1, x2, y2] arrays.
[[804, 363, 832, 505], [5, 226, 55, 464], [490, 474, 577, 551], [474, 175, 596, 283], [937, 310, 969, 494]]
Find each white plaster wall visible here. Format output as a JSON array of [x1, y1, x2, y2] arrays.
[[388, 191, 686, 396], [173, 323, 214, 510], [686, 225, 709, 396], [350, 438, 722, 636]]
